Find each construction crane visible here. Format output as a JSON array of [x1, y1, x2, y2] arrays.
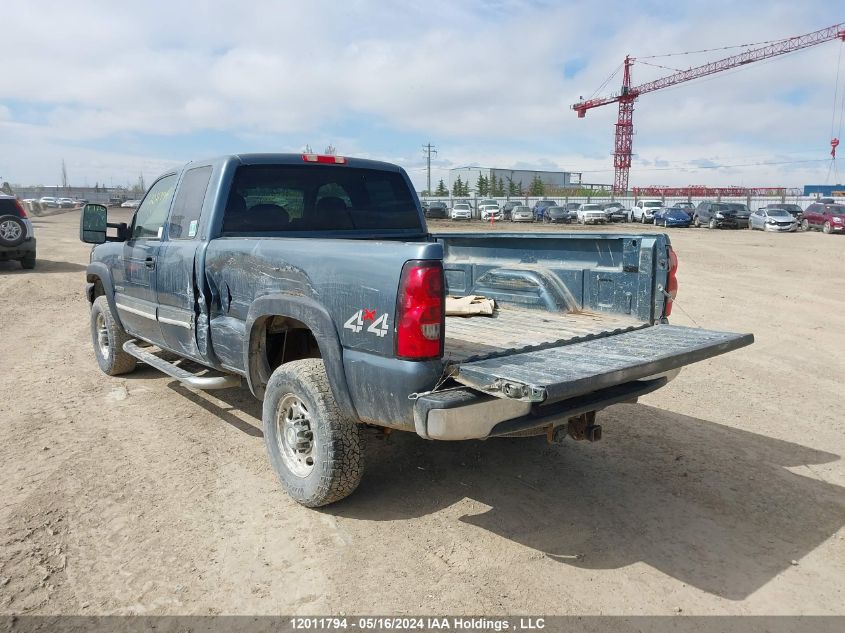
[[572, 22, 845, 193]]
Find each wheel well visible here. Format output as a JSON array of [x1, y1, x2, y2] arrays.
[[249, 315, 321, 395], [87, 275, 105, 303]]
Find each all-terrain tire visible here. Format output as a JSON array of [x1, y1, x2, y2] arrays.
[[20, 252, 36, 269], [263, 359, 364, 507], [90, 296, 137, 375]]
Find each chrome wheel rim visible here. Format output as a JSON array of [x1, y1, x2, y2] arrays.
[[95, 312, 109, 358], [276, 394, 315, 478], [0, 220, 22, 241]]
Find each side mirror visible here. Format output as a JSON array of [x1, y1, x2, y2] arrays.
[[80, 204, 108, 243], [80, 203, 128, 243]]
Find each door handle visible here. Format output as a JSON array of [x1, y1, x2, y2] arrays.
[[145, 257, 156, 270]]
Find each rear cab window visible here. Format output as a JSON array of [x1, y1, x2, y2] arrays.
[[221, 165, 422, 235]]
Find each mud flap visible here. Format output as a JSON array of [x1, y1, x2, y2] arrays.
[[452, 325, 753, 404]]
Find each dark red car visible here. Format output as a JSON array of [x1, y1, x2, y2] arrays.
[[801, 201, 845, 234]]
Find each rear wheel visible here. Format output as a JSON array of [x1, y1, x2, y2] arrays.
[[0, 215, 26, 247], [263, 359, 364, 507], [90, 296, 137, 376]]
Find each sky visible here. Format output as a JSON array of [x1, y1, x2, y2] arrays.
[[1, 0, 843, 191]]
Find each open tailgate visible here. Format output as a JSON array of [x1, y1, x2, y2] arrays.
[[451, 325, 753, 403]]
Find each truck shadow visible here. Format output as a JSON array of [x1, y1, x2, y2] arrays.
[[335, 403, 844, 601], [0, 259, 87, 274]]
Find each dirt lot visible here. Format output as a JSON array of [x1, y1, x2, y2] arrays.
[[1, 210, 843, 616]]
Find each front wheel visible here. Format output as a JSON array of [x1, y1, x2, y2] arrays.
[[801, 219, 809, 231], [641, 214, 647, 224], [823, 221, 832, 234], [709, 218, 718, 230], [90, 296, 137, 375], [694, 215, 701, 228], [263, 359, 364, 507]]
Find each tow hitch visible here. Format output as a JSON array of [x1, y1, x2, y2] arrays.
[[547, 411, 603, 444]]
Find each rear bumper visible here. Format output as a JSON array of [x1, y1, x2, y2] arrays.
[[413, 370, 679, 440], [0, 237, 36, 260]]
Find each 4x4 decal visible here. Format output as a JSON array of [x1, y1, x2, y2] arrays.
[[344, 309, 390, 337]]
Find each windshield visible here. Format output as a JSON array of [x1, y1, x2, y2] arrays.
[[726, 203, 749, 213], [454, 204, 469, 210], [827, 205, 845, 213], [222, 164, 421, 234], [781, 204, 801, 212], [514, 206, 531, 212], [583, 205, 602, 210], [767, 209, 791, 217]]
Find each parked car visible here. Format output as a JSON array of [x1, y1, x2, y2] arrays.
[[479, 204, 502, 221], [510, 205, 534, 223], [564, 202, 581, 222], [0, 193, 36, 269], [672, 202, 695, 212], [693, 201, 751, 229], [424, 201, 448, 219], [630, 199, 663, 223], [39, 196, 58, 208], [653, 207, 692, 228], [79, 151, 752, 507], [800, 201, 845, 233], [501, 200, 523, 220], [759, 203, 803, 222], [748, 207, 798, 232], [57, 197, 75, 208], [533, 199, 557, 222], [544, 206, 571, 224], [601, 202, 627, 222], [121, 199, 142, 208], [577, 203, 607, 224], [450, 203, 472, 221]]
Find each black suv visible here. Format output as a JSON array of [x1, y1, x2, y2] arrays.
[[0, 194, 36, 269], [693, 201, 751, 229], [424, 201, 448, 219]]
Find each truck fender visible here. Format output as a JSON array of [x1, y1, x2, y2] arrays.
[[244, 295, 358, 420], [85, 262, 124, 329]]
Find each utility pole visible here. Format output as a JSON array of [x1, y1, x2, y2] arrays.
[[422, 143, 437, 194], [61, 159, 68, 189]]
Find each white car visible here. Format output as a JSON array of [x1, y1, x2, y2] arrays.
[[631, 199, 663, 223], [39, 196, 58, 208], [577, 203, 607, 224], [121, 200, 141, 208], [450, 203, 472, 220], [479, 204, 502, 221], [57, 197, 75, 208]]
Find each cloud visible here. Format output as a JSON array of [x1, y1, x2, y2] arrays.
[[0, 0, 842, 188]]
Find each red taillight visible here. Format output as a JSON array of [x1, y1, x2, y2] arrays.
[[396, 260, 444, 360], [664, 246, 679, 317], [14, 200, 28, 218], [302, 153, 347, 164]]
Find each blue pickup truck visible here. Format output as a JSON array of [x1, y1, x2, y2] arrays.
[[80, 153, 753, 507]]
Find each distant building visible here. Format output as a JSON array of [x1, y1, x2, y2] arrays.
[[449, 167, 583, 193], [803, 184, 845, 197]]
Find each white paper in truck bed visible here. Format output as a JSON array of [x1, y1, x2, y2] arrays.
[[445, 295, 496, 317]]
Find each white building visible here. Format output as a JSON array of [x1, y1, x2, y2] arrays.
[[449, 166, 582, 193]]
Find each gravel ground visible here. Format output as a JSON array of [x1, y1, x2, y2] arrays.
[[0, 210, 843, 615]]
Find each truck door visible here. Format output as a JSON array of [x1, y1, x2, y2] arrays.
[[155, 165, 214, 361], [115, 174, 177, 344]]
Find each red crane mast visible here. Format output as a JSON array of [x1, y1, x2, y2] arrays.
[[572, 22, 845, 194]]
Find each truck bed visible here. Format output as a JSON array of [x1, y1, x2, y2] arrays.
[[444, 307, 645, 362]]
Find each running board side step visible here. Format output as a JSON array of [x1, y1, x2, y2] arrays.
[[123, 341, 241, 390]]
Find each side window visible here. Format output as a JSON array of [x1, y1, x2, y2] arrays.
[[131, 175, 177, 240], [169, 166, 213, 239]]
